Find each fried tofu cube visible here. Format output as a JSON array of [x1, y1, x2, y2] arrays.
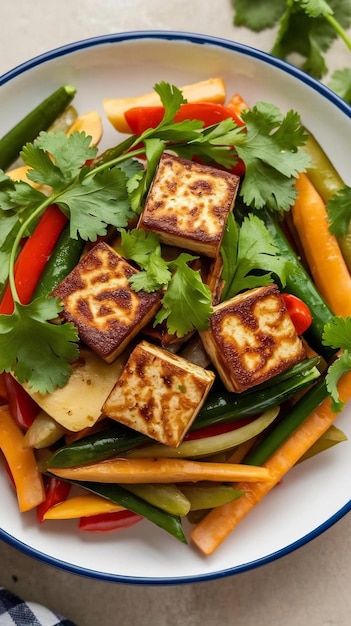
[[102, 340, 215, 447], [200, 284, 306, 393], [138, 153, 240, 258], [52, 242, 162, 363]]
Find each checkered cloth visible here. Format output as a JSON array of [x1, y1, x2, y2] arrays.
[[0, 588, 76, 626]]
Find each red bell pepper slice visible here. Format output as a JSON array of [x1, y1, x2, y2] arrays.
[[37, 476, 71, 523], [3, 373, 39, 430], [78, 509, 143, 533], [124, 102, 245, 135], [0, 204, 68, 314], [124, 102, 246, 177], [185, 417, 255, 441], [282, 293, 313, 336]]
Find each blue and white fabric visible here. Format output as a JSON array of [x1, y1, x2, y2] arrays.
[[0, 588, 76, 626]]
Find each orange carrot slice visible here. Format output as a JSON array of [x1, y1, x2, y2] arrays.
[[292, 173, 351, 317]]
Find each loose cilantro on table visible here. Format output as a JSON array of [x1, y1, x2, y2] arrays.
[[328, 67, 351, 101], [232, 0, 351, 102], [0, 81, 310, 392]]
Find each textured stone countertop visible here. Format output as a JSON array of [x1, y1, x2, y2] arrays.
[[0, 2, 350, 625]]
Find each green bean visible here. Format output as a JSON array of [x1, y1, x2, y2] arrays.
[[65, 479, 187, 543], [244, 378, 329, 466], [0, 85, 76, 171]]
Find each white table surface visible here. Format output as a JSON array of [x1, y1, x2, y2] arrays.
[[1, 2, 350, 625]]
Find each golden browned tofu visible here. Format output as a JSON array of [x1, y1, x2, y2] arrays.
[[52, 242, 162, 363], [200, 284, 306, 393], [138, 154, 239, 258], [102, 340, 215, 447]]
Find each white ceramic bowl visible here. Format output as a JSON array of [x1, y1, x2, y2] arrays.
[[0, 31, 350, 585]]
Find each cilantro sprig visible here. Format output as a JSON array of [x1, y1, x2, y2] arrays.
[[220, 212, 293, 300], [0, 297, 79, 394], [236, 104, 310, 210], [117, 229, 213, 337], [232, 0, 351, 102]]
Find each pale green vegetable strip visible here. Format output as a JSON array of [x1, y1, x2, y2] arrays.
[[180, 484, 244, 511], [121, 483, 191, 516], [126, 408, 279, 459]]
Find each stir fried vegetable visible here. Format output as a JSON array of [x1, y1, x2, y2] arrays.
[[0, 77, 350, 554]]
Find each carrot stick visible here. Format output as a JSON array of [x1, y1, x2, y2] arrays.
[[191, 370, 351, 555], [48, 457, 272, 484], [0, 404, 45, 512], [226, 93, 249, 120], [292, 173, 351, 317]]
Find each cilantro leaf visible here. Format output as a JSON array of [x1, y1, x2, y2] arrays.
[[322, 316, 351, 411], [118, 228, 161, 267], [220, 212, 240, 300], [20, 142, 67, 190], [171, 119, 241, 169], [153, 82, 187, 124], [0, 177, 46, 213], [155, 253, 213, 337], [325, 352, 351, 411], [119, 228, 213, 335], [328, 68, 351, 103], [233, 0, 286, 31], [326, 185, 351, 237], [20, 131, 97, 191], [128, 138, 166, 212], [221, 213, 292, 299], [130, 251, 171, 293], [236, 103, 310, 210], [34, 131, 97, 179], [0, 297, 79, 394], [322, 315, 351, 351], [118, 228, 171, 292], [296, 0, 334, 18], [57, 167, 133, 241]]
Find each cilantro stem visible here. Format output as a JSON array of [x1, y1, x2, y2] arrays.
[[87, 146, 149, 177], [325, 14, 351, 51], [8, 196, 56, 304]]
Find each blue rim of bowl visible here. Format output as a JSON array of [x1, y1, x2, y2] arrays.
[[0, 30, 350, 585], [1, 29, 351, 120]]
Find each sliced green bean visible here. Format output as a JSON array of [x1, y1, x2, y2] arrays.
[[0, 85, 76, 171]]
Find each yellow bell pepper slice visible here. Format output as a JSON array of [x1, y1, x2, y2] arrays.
[[0, 404, 45, 512]]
